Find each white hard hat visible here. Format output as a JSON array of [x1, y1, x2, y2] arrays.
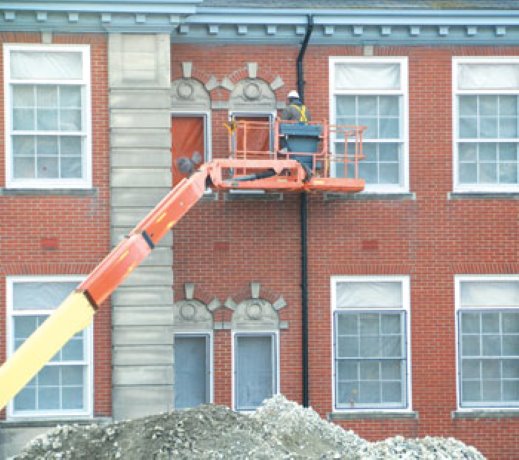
[[287, 90, 299, 99]]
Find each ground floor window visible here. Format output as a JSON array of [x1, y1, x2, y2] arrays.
[[7, 276, 91, 417], [332, 276, 410, 410], [234, 333, 278, 411], [174, 334, 211, 409], [457, 276, 519, 408]]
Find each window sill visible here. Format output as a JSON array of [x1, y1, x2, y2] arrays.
[[325, 192, 415, 201], [449, 192, 519, 200], [328, 411, 418, 421], [0, 416, 112, 428], [452, 410, 519, 420], [0, 188, 98, 197], [224, 191, 283, 201], [201, 190, 218, 201]]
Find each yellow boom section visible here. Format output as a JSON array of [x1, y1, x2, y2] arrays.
[[0, 292, 95, 411]]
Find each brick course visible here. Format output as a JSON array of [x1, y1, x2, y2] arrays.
[[171, 44, 519, 460], [0, 32, 111, 418], [0, 36, 517, 459]]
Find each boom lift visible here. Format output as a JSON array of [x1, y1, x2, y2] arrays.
[[0, 119, 365, 411]]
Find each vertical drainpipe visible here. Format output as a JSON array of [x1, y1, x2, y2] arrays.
[[297, 14, 313, 408]]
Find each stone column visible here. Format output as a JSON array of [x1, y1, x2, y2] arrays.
[[108, 33, 174, 419]]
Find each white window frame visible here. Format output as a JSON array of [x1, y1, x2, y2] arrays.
[[173, 331, 213, 408], [171, 111, 212, 194], [6, 275, 93, 419], [331, 275, 412, 413], [329, 57, 409, 193], [228, 110, 277, 150], [455, 274, 519, 411], [453, 57, 519, 193], [171, 111, 212, 163], [231, 330, 280, 412], [4, 44, 92, 189]]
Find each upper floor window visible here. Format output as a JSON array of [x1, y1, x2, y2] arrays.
[[4, 44, 91, 189], [330, 58, 408, 193], [332, 276, 411, 411], [454, 58, 519, 192], [456, 276, 519, 409], [7, 276, 92, 418]]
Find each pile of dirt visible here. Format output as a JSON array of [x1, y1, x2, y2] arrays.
[[15, 395, 485, 459]]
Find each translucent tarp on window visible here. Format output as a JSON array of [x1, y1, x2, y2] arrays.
[[12, 280, 87, 413], [13, 281, 78, 310], [175, 336, 209, 409], [335, 63, 400, 90], [14, 364, 85, 412], [458, 64, 519, 90], [335, 310, 407, 408], [13, 85, 83, 132], [459, 310, 519, 407], [460, 281, 519, 307], [11, 51, 83, 80], [336, 281, 402, 308], [336, 95, 400, 140], [235, 335, 275, 410], [171, 117, 205, 186]]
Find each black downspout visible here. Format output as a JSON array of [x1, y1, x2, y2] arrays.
[[297, 15, 313, 409], [297, 15, 314, 104]]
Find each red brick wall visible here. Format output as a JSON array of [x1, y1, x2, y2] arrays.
[[0, 33, 111, 417], [171, 44, 519, 459]]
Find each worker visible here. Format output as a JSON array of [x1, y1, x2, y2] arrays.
[[280, 90, 313, 180], [281, 90, 311, 123]]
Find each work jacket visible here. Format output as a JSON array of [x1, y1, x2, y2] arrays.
[[281, 100, 311, 122]]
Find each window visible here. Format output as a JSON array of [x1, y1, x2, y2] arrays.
[[228, 111, 275, 194], [330, 58, 408, 192], [230, 112, 275, 157], [454, 58, 519, 191], [7, 276, 92, 417], [4, 44, 91, 188], [171, 114, 210, 187], [174, 334, 211, 409], [332, 276, 411, 410], [234, 333, 278, 411], [456, 276, 519, 409]]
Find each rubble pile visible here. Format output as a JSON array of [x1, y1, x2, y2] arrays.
[[15, 395, 485, 459]]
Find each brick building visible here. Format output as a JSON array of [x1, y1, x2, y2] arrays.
[[0, 1, 518, 458]]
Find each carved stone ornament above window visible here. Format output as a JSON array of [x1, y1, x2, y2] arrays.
[[229, 78, 276, 111], [171, 78, 210, 111], [232, 298, 280, 330], [173, 298, 213, 331]]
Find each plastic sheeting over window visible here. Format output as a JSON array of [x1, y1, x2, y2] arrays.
[[459, 309, 519, 407], [10, 279, 89, 415], [235, 335, 276, 411], [460, 280, 519, 307], [175, 335, 210, 409], [336, 281, 402, 309], [335, 312, 407, 408], [13, 281, 78, 310], [11, 51, 83, 80], [458, 64, 519, 91], [335, 63, 401, 90], [234, 115, 271, 158], [171, 116, 205, 186]]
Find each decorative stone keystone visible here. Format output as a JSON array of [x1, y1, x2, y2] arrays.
[[247, 62, 258, 79], [182, 62, 193, 79]]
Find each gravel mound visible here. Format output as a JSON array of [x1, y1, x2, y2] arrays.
[[14, 395, 485, 459]]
